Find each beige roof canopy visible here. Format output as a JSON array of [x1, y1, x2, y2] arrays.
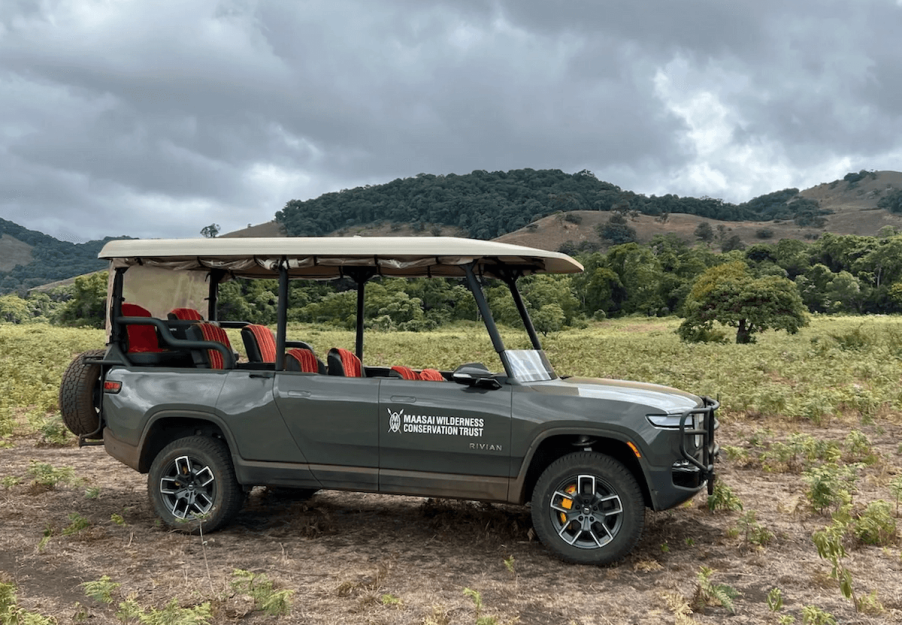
[[99, 236, 584, 279]]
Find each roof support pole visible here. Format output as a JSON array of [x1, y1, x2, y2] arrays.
[[464, 263, 511, 377], [505, 276, 543, 351], [345, 268, 377, 361], [275, 261, 289, 371], [356, 279, 365, 360], [110, 267, 126, 346], [207, 269, 225, 321]]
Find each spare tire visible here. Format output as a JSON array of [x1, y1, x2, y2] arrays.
[[59, 349, 106, 438]]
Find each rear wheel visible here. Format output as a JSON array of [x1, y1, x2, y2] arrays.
[[59, 349, 106, 438], [148, 436, 243, 533], [531, 452, 644, 565]]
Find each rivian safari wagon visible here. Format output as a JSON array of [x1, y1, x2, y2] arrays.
[[59, 237, 718, 565]]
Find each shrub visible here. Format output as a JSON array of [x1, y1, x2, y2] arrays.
[[852, 500, 896, 546], [803, 464, 859, 514], [597, 222, 637, 244], [707, 481, 743, 512], [563, 213, 583, 224], [27, 461, 75, 489]]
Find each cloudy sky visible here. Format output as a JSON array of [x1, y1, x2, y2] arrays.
[[2, 0, 901, 242]]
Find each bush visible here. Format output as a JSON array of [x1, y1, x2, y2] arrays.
[[597, 222, 637, 244], [803, 464, 859, 514], [677, 325, 729, 344], [852, 500, 896, 546], [707, 481, 743, 512], [563, 213, 583, 225], [755, 228, 774, 239], [721, 235, 746, 252]]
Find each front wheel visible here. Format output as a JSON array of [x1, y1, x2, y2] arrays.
[[531, 452, 645, 565], [148, 436, 243, 533]]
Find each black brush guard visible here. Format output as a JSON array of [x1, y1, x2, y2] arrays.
[[678, 396, 720, 495]]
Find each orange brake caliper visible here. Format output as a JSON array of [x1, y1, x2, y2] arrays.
[[559, 484, 576, 524]]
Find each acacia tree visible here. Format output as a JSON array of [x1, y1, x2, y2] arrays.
[[679, 262, 808, 344]]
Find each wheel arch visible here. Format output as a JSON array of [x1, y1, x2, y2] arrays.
[[512, 430, 652, 509], [137, 411, 236, 473]]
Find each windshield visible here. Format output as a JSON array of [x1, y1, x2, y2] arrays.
[[505, 349, 556, 382]]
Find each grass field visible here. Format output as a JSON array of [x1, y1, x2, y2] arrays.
[[1, 317, 901, 623]]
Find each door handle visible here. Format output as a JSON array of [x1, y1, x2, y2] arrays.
[[390, 396, 417, 403], [287, 390, 312, 398], [249, 372, 274, 379]]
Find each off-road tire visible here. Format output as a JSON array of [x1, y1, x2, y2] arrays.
[[58, 349, 106, 438], [531, 452, 645, 565], [148, 436, 243, 533]]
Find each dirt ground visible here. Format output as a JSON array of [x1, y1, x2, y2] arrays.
[[1, 420, 900, 624]]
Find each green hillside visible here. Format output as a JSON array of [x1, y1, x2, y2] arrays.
[[276, 168, 831, 240], [0, 218, 129, 295]]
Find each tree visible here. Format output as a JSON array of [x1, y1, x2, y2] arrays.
[[597, 219, 637, 245], [679, 262, 808, 344], [56, 272, 108, 328], [877, 188, 902, 214], [533, 304, 565, 336], [695, 222, 714, 243], [200, 223, 221, 238], [721, 234, 745, 252], [0, 294, 30, 323]]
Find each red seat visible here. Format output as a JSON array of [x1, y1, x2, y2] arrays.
[[327, 348, 363, 378], [168, 308, 204, 321], [241, 324, 325, 373], [241, 324, 278, 363], [391, 365, 420, 380], [121, 303, 164, 353], [186, 322, 233, 369], [286, 348, 324, 374], [418, 369, 445, 382]]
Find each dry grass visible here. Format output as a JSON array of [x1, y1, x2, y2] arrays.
[[1, 416, 901, 623]]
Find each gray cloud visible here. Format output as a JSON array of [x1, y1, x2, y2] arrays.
[[1, 0, 900, 242]]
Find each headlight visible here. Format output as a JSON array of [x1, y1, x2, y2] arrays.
[[647, 414, 705, 447]]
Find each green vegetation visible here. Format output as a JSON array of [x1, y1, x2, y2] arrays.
[[851, 500, 896, 546], [63, 512, 91, 535], [767, 587, 784, 613], [0, 217, 128, 295], [5, 316, 902, 450], [804, 464, 859, 514], [812, 506, 886, 614], [230, 570, 293, 617], [0, 323, 105, 444], [6, 228, 902, 343], [81, 576, 121, 604], [116, 597, 212, 625], [678, 261, 808, 344], [462, 587, 513, 625], [731, 511, 774, 547], [0, 580, 54, 625], [801, 605, 836, 625], [276, 169, 830, 240], [26, 461, 75, 489], [692, 566, 739, 614], [707, 481, 743, 512]]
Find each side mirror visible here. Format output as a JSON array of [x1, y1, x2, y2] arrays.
[[452, 364, 501, 390]]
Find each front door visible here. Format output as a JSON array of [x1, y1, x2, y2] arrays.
[[274, 373, 380, 490], [378, 378, 512, 500]]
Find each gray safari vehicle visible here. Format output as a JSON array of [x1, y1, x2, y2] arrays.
[[59, 236, 718, 565]]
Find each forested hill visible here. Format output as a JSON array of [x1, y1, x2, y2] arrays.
[[0, 218, 129, 294], [276, 168, 831, 240]]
